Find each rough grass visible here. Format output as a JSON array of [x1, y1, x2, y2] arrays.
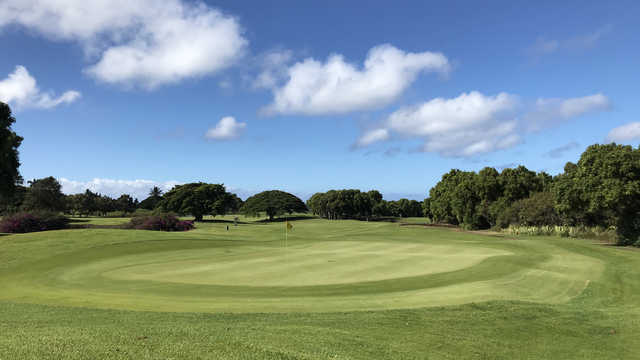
[[0, 218, 639, 359]]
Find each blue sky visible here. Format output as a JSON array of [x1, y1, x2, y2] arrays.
[[1, 0, 638, 200]]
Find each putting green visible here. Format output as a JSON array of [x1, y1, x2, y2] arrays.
[[99, 242, 510, 286], [0, 219, 604, 313]]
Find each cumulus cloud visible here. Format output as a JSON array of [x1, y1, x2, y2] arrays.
[[0, 0, 247, 88], [0, 66, 80, 109], [606, 122, 640, 143], [355, 128, 390, 148], [59, 178, 182, 200], [355, 92, 610, 157], [252, 49, 294, 90], [261, 44, 450, 115], [205, 116, 246, 140]]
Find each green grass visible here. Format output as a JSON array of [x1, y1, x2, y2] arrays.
[[0, 218, 638, 359]]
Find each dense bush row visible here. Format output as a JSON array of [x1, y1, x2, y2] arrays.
[[427, 144, 640, 246], [128, 213, 194, 232], [0, 212, 69, 233], [306, 190, 423, 220]]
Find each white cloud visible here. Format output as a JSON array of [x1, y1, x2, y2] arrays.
[[606, 122, 640, 143], [525, 25, 611, 58], [60, 178, 182, 200], [356, 91, 610, 157], [262, 44, 450, 115], [355, 128, 390, 147], [0, 0, 247, 88], [252, 49, 294, 90], [526, 38, 559, 56], [205, 116, 246, 140], [525, 93, 610, 131], [0, 66, 80, 109]]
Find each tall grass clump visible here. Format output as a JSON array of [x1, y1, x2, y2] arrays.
[[504, 225, 617, 242]]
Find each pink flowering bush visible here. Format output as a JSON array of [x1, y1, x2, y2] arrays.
[[0, 212, 69, 233], [129, 213, 194, 232]]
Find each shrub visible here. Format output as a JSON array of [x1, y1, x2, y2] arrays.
[[128, 213, 194, 232], [0, 212, 69, 233]]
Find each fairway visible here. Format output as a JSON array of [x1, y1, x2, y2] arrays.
[[0, 219, 604, 312]]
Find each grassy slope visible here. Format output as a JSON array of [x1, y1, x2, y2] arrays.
[[0, 219, 639, 359]]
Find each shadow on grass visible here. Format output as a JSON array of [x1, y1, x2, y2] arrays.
[[255, 215, 316, 223], [68, 218, 91, 223], [195, 219, 252, 225]]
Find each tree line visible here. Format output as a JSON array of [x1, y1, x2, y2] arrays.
[[1, 101, 639, 245], [306, 189, 423, 220], [426, 144, 640, 246]]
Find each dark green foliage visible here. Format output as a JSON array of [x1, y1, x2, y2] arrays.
[[139, 186, 163, 210], [115, 194, 137, 214], [159, 183, 237, 221], [0, 184, 26, 215], [241, 190, 307, 220], [497, 192, 560, 228], [308, 190, 424, 220], [554, 144, 640, 245], [22, 177, 66, 212], [0, 102, 23, 200], [307, 189, 392, 220], [422, 198, 432, 218], [429, 166, 548, 229]]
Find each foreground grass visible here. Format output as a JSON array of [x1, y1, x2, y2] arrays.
[[0, 219, 638, 359]]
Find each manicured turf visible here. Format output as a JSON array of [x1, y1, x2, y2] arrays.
[[0, 218, 639, 359]]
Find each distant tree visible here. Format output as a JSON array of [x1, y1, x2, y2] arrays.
[[226, 193, 244, 213], [22, 177, 66, 212], [140, 186, 163, 210], [159, 183, 235, 221], [80, 190, 99, 216], [241, 190, 307, 220], [0, 102, 23, 200], [116, 194, 137, 214]]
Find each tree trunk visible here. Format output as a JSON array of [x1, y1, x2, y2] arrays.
[[194, 213, 203, 222]]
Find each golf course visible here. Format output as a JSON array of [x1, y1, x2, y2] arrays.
[[1, 217, 639, 359]]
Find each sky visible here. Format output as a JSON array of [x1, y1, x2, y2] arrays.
[[1, 0, 639, 201]]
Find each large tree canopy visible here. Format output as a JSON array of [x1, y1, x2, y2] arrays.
[[0, 102, 23, 199], [241, 190, 307, 220], [22, 176, 66, 212], [159, 183, 238, 221], [555, 143, 640, 245]]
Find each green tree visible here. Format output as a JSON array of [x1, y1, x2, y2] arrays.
[[116, 194, 137, 214], [140, 186, 163, 210], [0, 102, 23, 199], [80, 190, 99, 216], [22, 177, 66, 212], [241, 190, 307, 220], [159, 183, 235, 221], [555, 144, 640, 245]]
